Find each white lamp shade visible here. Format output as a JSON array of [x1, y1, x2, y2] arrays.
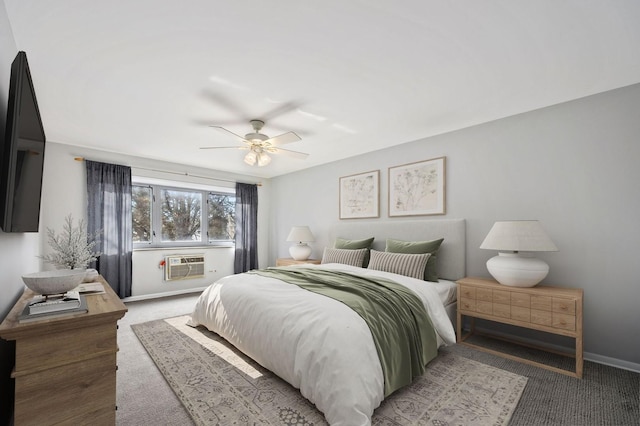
[[480, 220, 558, 252], [286, 226, 315, 261], [257, 153, 271, 167], [244, 151, 257, 165], [480, 221, 557, 287], [286, 226, 315, 243]]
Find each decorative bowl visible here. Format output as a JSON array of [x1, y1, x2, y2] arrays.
[[22, 269, 87, 295], [83, 268, 99, 283]]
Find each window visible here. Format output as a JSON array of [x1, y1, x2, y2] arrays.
[[207, 192, 235, 241], [161, 188, 202, 242], [132, 186, 152, 243], [132, 183, 235, 247]]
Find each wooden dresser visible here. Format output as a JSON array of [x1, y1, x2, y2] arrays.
[[0, 277, 127, 425], [456, 276, 583, 378]]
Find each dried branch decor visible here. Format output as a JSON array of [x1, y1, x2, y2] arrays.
[[41, 215, 101, 269]]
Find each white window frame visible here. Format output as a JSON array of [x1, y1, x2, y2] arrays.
[[132, 178, 235, 249]]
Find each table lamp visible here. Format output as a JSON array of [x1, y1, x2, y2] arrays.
[[286, 226, 315, 260], [480, 220, 558, 287]]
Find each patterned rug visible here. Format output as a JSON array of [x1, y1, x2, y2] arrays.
[[132, 316, 527, 425]]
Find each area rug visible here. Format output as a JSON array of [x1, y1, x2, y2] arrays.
[[132, 316, 528, 425]]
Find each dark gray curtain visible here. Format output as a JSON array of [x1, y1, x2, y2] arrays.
[[234, 183, 258, 273], [86, 160, 132, 298]]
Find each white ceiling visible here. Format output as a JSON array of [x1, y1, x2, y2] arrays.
[[5, 1, 640, 178]]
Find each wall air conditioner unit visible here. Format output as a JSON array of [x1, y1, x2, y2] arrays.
[[164, 255, 205, 281]]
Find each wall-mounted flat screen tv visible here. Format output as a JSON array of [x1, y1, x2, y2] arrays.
[[0, 51, 46, 233]]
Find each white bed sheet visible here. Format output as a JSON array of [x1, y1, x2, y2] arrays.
[[433, 278, 458, 306], [188, 263, 456, 425]]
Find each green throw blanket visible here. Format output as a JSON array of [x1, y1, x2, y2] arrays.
[[249, 267, 438, 396]]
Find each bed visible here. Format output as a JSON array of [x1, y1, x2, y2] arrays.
[[328, 219, 466, 328], [189, 219, 466, 425]]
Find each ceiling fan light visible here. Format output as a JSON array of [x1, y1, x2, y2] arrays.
[[244, 151, 257, 165], [257, 153, 271, 167]]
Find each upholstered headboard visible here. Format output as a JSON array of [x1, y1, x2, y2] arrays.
[[329, 219, 466, 281]]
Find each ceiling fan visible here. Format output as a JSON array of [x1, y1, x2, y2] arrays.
[[200, 119, 308, 167]]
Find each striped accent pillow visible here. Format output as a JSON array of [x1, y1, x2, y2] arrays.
[[367, 250, 431, 280], [321, 248, 368, 267]]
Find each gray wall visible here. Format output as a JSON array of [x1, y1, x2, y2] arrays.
[[270, 83, 640, 369]]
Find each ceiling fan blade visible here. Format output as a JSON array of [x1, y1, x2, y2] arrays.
[[261, 101, 302, 122], [192, 119, 217, 126], [200, 90, 251, 121], [209, 126, 249, 144], [272, 147, 308, 160], [266, 131, 301, 146], [199, 146, 249, 151]]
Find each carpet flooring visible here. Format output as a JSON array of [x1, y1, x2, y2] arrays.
[[444, 334, 639, 426], [116, 294, 639, 425], [132, 315, 527, 425]]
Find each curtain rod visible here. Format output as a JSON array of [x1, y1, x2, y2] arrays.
[[73, 157, 262, 186]]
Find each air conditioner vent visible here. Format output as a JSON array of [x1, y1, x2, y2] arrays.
[[164, 255, 205, 281]]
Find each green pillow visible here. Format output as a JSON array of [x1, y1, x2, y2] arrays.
[[334, 237, 375, 267], [385, 238, 444, 282]]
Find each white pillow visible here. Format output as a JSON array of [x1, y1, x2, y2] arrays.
[[321, 248, 368, 267], [367, 249, 431, 280]]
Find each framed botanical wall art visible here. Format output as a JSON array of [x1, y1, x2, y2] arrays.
[[388, 156, 446, 217], [339, 170, 380, 219]]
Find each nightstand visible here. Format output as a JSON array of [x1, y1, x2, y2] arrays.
[[276, 258, 321, 267], [456, 277, 583, 378]]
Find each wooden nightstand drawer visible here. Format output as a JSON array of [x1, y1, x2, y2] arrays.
[[553, 313, 576, 331], [460, 285, 476, 300], [531, 295, 552, 311], [511, 293, 531, 308], [511, 306, 531, 322], [531, 309, 553, 326], [493, 290, 510, 305], [477, 288, 493, 302], [476, 301, 493, 315], [553, 298, 575, 315], [460, 298, 476, 311], [493, 303, 510, 318]]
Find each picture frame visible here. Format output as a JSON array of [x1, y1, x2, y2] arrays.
[[388, 156, 446, 217], [339, 170, 380, 219]]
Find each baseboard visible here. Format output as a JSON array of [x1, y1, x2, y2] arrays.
[[466, 325, 640, 374], [123, 287, 207, 303], [584, 352, 640, 373]]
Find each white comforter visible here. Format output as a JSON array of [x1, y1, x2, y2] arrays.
[[188, 263, 456, 426]]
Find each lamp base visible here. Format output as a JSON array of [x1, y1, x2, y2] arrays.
[[289, 243, 312, 261], [486, 252, 549, 287]]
